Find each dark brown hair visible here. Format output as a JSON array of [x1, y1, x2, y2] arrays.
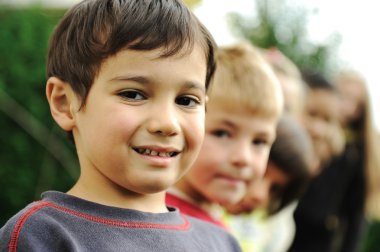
[[47, 0, 216, 108], [267, 113, 313, 215]]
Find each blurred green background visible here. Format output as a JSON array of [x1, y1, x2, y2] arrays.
[[0, 2, 379, 251], [0, 6, 78, 224]]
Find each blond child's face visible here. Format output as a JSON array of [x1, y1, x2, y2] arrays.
[[180, 102, 277, 207], [67, 46, 207, 200]]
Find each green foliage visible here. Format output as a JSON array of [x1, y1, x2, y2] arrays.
[[228, 0, 342, 76], [0, 7, 79, 225], [360, 221, 380, 252]]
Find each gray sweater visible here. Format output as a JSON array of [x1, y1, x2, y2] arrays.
[[0, 191, 242, 252]]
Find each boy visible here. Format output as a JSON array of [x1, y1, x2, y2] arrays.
[[166, 42, 284, 228], [224, 113, 313, 252], [0, 1, 242, 251]]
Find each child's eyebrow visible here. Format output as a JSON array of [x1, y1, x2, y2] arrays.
[[110, 75, 206, 94], [220, 120, 237, 129], [184, 81, 206, 94], [110, 75, 150, 84]]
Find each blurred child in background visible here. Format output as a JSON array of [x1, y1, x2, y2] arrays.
[[166, 42, 284, 228], [225, 113, 314, 252], [221, 48, 314, 252], [288, 70, 366, 252], [334, 70, 380, 251], [223, 48, 314, 252], [300, 71, 345, 172], [335, 70, 380, 221]]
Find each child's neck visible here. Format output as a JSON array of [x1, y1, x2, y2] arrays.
[[67, 181, 168, 213]]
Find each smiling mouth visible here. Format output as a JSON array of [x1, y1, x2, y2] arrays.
[[133, 148, 179, 157]]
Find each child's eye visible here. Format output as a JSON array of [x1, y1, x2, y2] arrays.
[[118, 90, 146, 100], [211, 130, 231, 138], [175, 96, 200, 107], [252, 138, 268, 146]]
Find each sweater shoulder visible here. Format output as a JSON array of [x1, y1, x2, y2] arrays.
[[0, 201, 62, 252], [185, 215, 242, 251]]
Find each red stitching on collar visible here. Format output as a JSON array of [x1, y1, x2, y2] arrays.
[[8, 200, 191, 252]]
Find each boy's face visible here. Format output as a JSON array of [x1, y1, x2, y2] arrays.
[[70, 46, 207, 198], [179, 102, 277, 206]]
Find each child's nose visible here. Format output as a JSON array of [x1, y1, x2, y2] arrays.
[[230, 141, 252, 168], [146, 103, 180, 136], [308, 119, 328, 139]]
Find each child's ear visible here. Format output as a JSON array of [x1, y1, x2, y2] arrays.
[[46, 77, 78, 131]]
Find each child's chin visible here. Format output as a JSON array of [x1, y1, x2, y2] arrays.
[[218, 195, 244, 207], [139, 182, 172, 194]]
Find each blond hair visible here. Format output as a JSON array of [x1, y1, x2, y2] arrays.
[[335, 70, 380, 219], [208, 42, 283, 119]]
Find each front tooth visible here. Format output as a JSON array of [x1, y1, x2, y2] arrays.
[[144, 149, 151, 155], [151, 150, 158, 156], [158, 152, 166, 157]]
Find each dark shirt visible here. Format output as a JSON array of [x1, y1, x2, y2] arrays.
[[0, 191, 242, 252], [288, 142, 366, 252]]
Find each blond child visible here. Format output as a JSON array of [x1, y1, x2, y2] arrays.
[[166, 42, 284, 228], [224, 113, 314, 252], [0, 1, 243, 251], [223, 49, 314, 252]]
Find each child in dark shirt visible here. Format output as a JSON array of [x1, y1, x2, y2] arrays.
[[0, 1, 242, 251]]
